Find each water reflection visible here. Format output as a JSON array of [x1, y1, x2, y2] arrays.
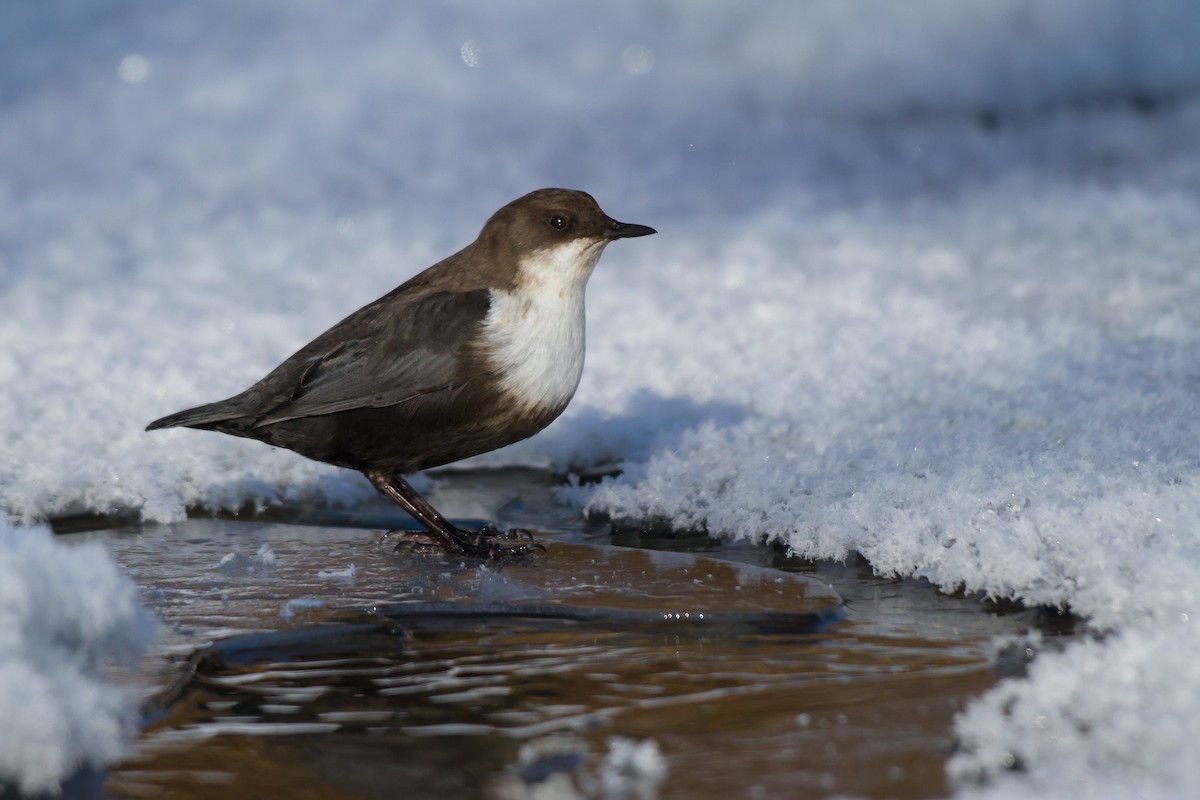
[[75, 477, 1056, 799]]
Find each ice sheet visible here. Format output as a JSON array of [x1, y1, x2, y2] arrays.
[[3, 2, 1200, 796]]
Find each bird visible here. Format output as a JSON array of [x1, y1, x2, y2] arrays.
[[147, 188, 656, 556]]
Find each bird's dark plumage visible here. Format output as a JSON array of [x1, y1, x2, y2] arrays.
[[147, 188, 655, 555]]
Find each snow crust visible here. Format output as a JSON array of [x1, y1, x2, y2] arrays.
[[0, 523, 155, 795], [951, 621, 1200, 800], [3, 1, 1200, 796]]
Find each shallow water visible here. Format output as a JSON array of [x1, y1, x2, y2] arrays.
[[68, 469, 1068, 799]]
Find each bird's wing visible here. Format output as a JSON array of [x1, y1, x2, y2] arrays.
[[249, 289, 491, 427]]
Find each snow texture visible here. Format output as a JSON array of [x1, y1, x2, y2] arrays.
[[600, 737, 668, 800], [951, 620, 1200, 800], [0, 522, 155, 795], [3, 1, 1200, 796]]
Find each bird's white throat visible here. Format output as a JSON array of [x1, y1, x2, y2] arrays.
[[482, 238, 607, 413]]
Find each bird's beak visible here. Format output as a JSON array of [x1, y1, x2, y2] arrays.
[[605, 220, 657, 239]]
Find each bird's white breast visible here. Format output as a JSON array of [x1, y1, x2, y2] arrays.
[[481, 238, 606, 414]]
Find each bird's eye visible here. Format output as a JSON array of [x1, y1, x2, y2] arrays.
[[549, 214, 569, 231]]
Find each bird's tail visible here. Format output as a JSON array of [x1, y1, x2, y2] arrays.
[[145, 398, 248, 432]]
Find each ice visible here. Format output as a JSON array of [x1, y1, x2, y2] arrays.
[[0, 522, 154, 795], [3, 1, 1200, 796], [217, 543, 279, 576], [495, 733, 666, 799], [316, 564, 356, 582], [279, 598, 327, 621], [600, 737, 668, 800]]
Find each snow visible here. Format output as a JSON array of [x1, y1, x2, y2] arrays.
[[600, 737, 669, 800], [3, 0, 1200, 796], [950, 621, 1200, 800], [500, 734, 667, 799], [0, 522, 155, 795]]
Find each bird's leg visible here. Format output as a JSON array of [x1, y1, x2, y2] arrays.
[[365, 471, 539, 557]]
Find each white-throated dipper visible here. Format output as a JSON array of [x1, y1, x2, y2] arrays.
[[147, 188, 655, 556]]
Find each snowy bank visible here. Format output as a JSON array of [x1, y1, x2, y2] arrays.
[[951, 619, 1200, 800], [0, 523, 155, 795]]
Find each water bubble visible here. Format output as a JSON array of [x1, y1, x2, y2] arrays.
[[460, 40, 480, 68], [621, 44, 654, 76], [118, 54, 150, 84]]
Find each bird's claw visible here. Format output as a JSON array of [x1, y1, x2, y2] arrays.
[[381, 526, 545, 559], [459, 525, 545, 558], [379, 529, 442, 554]]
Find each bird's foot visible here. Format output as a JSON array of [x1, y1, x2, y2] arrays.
[[380, 525, 544, 558], [457, 525, 545, 558], [379, 529, 444, 553]]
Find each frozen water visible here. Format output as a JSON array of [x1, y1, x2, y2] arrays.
[[601, 737, 669, 800], [3, 1, 1200, 796], [0, 522, 154, 794], [279, 598, 327, 621], [317, 564, 357, 582]]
